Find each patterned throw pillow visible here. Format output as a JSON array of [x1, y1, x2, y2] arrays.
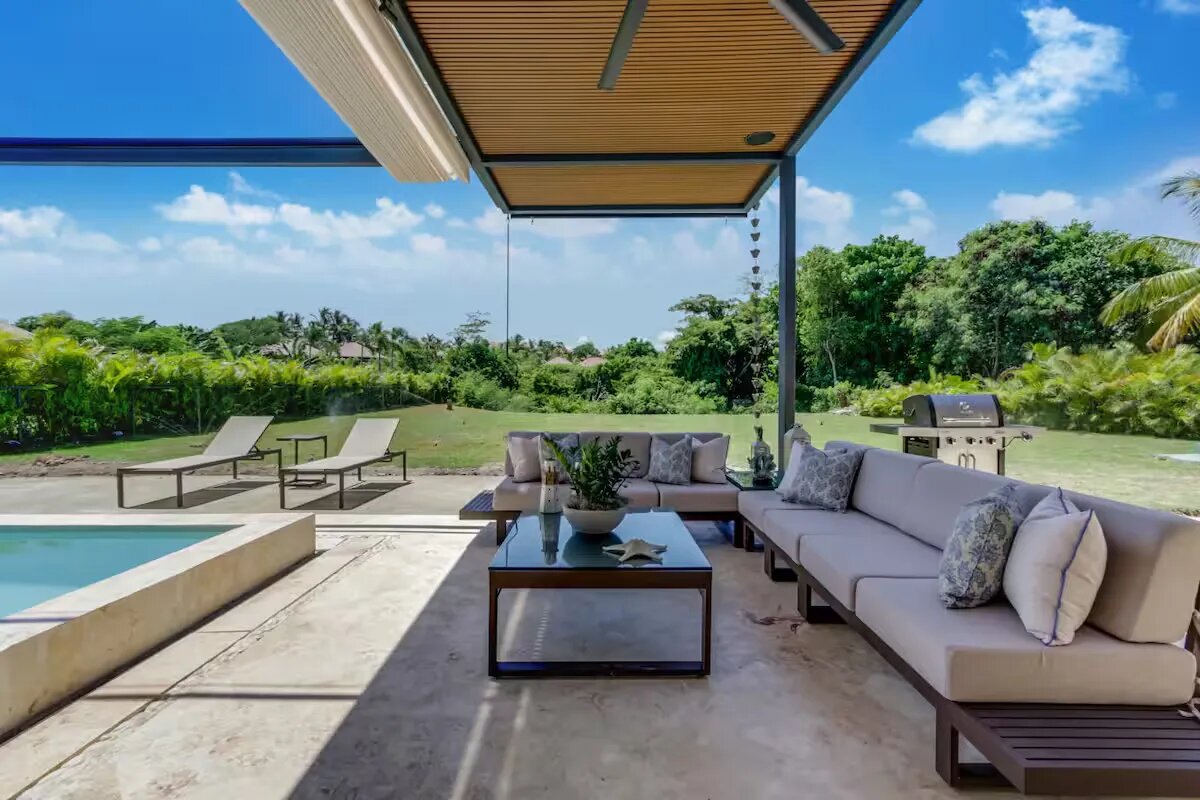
[[539, 433, 579, 484], [647, 435, 693, 485], [938, 483, 1022, 609], [778, 443, 863, 512]]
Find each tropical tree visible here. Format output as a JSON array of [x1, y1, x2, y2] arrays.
[[1101, 172, 1200, 349]]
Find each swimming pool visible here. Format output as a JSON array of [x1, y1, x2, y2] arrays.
[[0, 525, 232, 618], [0, 514, 315, 738]]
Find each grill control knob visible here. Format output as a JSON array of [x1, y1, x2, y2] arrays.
[[945, 436, 956, 445], [965, 436, 977, 445], [985, 436, 996, 445]]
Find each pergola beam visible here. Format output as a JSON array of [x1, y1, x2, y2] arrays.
[[777, 155, 798, 461], [598, 0, 649, 91], [0, 137, 378, 167], [510, 204, 745, 219], [483, 152, 781, 168]]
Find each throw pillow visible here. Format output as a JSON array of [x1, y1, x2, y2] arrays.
[[508, 435, 541, 483], [1003, 488, 1108, 646], [691, 435, 730, 484], [648, 435, 693, 485], [778, 443, 864, 512], [539, 433, 579, 484], [938, 483, 1022, 608]]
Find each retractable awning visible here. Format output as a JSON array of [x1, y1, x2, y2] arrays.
[[239, 0, 470, 183]]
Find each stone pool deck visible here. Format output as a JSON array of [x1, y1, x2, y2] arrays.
[[0, 475, 1014, 799]]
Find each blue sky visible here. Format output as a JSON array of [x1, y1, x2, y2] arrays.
[[0, 1, 1196, 347]]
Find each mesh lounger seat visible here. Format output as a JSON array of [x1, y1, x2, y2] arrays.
[[279, 418, 401, 509], [116, 415, 280, 508]]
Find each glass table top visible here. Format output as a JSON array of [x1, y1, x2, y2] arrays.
[[490, 510, 711, 571]]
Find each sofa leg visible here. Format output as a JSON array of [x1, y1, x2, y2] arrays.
[[763, 546, 796, 583], [798, 582, 844, 625], [936, 709, 960, 786], [732, 518, 745, 549]]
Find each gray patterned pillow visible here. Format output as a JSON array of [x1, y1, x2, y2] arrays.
[[539, 433, 579, 484], [938, 483, 1022, 609], [779, 443, 863, 512], [647, 435, 693, 485]]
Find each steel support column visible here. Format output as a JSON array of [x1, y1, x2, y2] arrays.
[[777, 155, 797, 462]]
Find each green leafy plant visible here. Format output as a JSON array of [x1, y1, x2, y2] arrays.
[[545, 436, 637, 511]]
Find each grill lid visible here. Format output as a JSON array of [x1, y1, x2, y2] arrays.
[[902, 394, 1004, 427]]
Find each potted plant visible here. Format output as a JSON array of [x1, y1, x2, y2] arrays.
[[545, 436, 638, 534]]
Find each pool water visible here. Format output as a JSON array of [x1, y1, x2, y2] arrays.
[[0, 526, 231, 618]]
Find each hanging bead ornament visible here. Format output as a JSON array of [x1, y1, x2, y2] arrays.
[[746, 202, 776, 484]]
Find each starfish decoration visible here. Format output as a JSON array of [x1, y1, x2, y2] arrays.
[[602, 538, 668, 563]]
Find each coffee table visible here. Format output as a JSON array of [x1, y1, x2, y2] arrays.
[[488, 510, 712, 679]]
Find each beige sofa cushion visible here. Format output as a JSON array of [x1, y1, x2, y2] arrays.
[[507, 434, 541, 482], [900, 463, 1042, 550], [493, 476, 539, 512], [619, 478, 659, 509], [691, 435, 730, 484], [761, 509, 901, 562], [503, 431, 542, 476], [657, 482, 738, 513], [1059, 488, 1200, 644], [856, 577, 1196, 704], [843, 446, 932, 530], [581, 431, 652, 479], [738, 491, 810, 531], [798, 531, 941, 610]]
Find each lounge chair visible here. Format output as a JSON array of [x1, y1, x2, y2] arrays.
[[278, 418, 404, 509], [116, 416, 281, 508]]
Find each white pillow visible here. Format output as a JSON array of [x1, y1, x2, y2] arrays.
[[1003, 488, 1107, 646], [775, 440, 806, 497], [508, 435, 541, 483], [691, 435, 730, 484]]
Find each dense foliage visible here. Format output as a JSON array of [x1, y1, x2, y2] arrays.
[[3, 216, 1195, 445]]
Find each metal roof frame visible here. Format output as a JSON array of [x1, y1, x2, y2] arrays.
[[0, 137, 378, 167]]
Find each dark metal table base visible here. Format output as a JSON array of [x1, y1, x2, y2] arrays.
[[488, 570, 712, 679]]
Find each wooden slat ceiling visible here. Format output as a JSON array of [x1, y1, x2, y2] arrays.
[[493, 163, 772, 207], [404, 0, 904, 212]]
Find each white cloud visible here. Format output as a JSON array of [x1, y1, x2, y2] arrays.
[[1159, 0, 1200, 13], [656, 330, 678, 350], [1155, 91, 1178, 110], [60, 230, 123, 253], [0, 250, 64, 269], [228, 171, 282, 201], [177, 236, 239, 265], [158, 185, 275, 227], [138, 237, 164, 253], [446, 217, 468, 229], [276, 198, 423, 245], [525, 217, 617, 239], [913, 7, 1128, 152], [273, 244, 307, 265], [575, 335, 591, 345], [473, 207, 508, 236], [765, 176, 856, 249], [882, 189, 936, 243], [423, 203, 446, 219], [991, 155, 1200, 237], [411, 233, 447, 255], [0, 206, 65, 241]]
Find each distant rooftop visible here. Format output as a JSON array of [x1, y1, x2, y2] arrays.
[[0, 321, 32, 340]]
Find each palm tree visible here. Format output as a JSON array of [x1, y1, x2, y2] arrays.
[[363, 321, 390, 370], [1101, 172, 1200, 349]]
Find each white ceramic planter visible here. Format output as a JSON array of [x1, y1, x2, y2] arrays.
[[563, 504, 628, 534]]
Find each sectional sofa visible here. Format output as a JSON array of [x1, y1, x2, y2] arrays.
[[492, 431, 740, 534], [741, 441, 1200, 794]]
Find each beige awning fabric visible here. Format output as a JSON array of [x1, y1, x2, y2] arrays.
[[240, 0, 469, 183]]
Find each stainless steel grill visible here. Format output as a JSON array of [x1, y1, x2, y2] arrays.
[[869, 394, 1040, 475]]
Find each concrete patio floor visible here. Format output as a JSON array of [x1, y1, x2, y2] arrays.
[[0, 476, 1040, 799]]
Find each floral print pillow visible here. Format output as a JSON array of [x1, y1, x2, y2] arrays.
[[938, 483, 1022, 609]]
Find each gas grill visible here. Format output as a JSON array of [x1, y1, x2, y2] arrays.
[[868, 394, 1041, 475]]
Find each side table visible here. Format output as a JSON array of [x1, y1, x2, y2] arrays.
[[277, 433, 329, 486]]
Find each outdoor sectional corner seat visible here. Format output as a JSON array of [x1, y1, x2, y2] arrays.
[[489, 431, 738, 544], [741, 441, 1200, 795]]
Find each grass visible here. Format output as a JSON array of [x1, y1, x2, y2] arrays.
[[3, 405, 1198, 509]]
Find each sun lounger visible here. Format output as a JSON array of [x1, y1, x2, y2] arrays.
[[278, 418, 404, 509], [116, 416, 281, 508]]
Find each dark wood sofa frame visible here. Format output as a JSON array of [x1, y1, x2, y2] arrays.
[[116, 447, 282, 509], [744, 519, 1200, 797]]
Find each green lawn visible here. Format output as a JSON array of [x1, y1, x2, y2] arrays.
[[3, 406, 1197, 510]]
